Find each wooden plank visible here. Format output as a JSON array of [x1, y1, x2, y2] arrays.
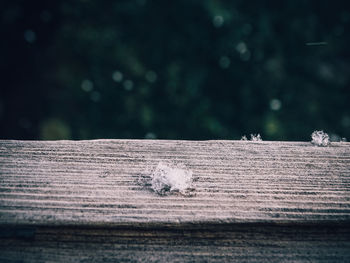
[[0, 139, 350, 262], [1, 224, 349, 262], [1, 139, 349, 225]]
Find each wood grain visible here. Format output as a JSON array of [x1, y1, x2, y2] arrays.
[[1, 139, 349, 225], [1, 224, 349, 262], [0, 139, 349, 262]]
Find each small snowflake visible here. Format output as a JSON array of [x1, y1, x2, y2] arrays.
[[241, 134, 262, 141], [151, 162, 193, 195], [311, 130, 330, 146], [250, 134, 262, 141]]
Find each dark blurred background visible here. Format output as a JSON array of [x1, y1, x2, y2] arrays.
[[1, 0, 349, 141]]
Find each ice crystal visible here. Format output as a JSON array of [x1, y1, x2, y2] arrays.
[[311, 130, 330, 146], [250, 134, 262, 141], [241, 134, 262, 141], [151, 162, 193, 195]]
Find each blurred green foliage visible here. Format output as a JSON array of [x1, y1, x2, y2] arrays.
[[1, 0, 349, 141]]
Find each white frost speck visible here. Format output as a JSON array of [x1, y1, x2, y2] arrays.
[[241, 134, 262, 141], [151, 162, 193, 195], [250, 134, 262, 141], [311, 130, 330, 146]]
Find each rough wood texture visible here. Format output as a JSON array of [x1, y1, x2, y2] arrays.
[[0, 139, 350, 262]]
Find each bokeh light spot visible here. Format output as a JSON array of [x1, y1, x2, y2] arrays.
[[112, 70, 123, 82], [81, 79, 94, 92], [90, 91, 101, 102], [123, 80, 134, 91], [219, 56, 231, 69], [24, 30, 36, 43], [145, 70, 157, 83], [145, 132, 156, 139], [213, 15, 224, 28], [270, 99, 282, 111], [236, 42, 247, 54]]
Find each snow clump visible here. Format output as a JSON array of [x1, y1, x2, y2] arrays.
[[241, 134, 262, 141], [311, 130, 330, 146], [151, 162, 193, 195]]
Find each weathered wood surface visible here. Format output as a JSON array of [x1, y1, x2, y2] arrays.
[[0, 139, 350, 262], [1, 224, 349, 262]]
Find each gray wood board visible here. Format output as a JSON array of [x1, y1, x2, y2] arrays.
[[1, 139, 350, 262], [0, 139, 349, 226], [1, 224, 349, 262]]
